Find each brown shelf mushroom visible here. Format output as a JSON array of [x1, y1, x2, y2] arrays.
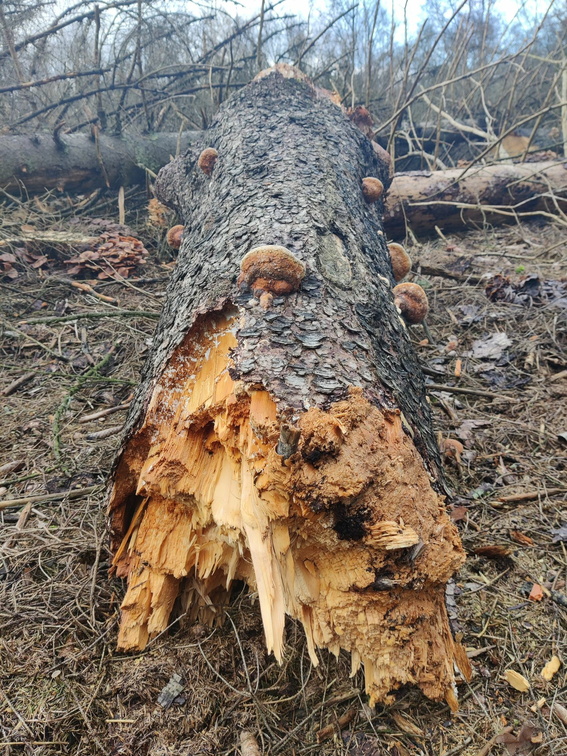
[[362, 177, 384, 203], [388, 242, 412, 281], [166, 225, 184, 249], [198, 148, 218, 175], [238, 245, 306, 295], [393, 282, 429, 325]]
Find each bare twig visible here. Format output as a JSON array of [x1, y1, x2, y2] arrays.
[[0, 485, 100, 511]]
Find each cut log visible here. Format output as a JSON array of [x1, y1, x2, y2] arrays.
[[0, 131, 199, 194], [107, 65, 467, 708], [385, 160, 567, 236]]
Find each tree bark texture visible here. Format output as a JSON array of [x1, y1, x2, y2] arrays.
[[107, 67, 467, 708], [385, 160, 567, 236], [0, 131, 199, 194]]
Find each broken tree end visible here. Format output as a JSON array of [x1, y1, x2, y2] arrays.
[[108, 306, 465, 706]]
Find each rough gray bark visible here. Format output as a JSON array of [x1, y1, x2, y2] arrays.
[[118, 70, 441, 502], [0, 131, 199, 193]]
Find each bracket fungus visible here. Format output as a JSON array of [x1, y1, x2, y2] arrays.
[[393, 282, 429, 325], [197, 147, 218, 175], [166, 224, 184, 249], [387, 242, 412, 282], [362, 177, 384, 203], [238, 245, 306, 295]]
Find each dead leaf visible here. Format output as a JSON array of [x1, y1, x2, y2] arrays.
[[469, 332, 512, 360], [551, 525, 567, 543], [496, 724, 541, 755], [455, 419, 490, 446], [450, 506, 468, 522], [528, 583, 544, 601], [474, 545, 512, 558], [510, 530, 534, 546], [541, 655, 561, 681], [504, 669, 530, 692], [30, 255, 48, 269]]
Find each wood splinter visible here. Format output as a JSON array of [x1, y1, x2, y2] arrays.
[[107, 66, 468, 710]]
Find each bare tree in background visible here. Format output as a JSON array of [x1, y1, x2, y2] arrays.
[[0, 0, 565, 171]]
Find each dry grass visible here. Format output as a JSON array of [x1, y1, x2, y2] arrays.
[[0, 195, 566, 755]]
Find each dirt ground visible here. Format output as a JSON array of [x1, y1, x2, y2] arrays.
[[0, 192, 565, 756]]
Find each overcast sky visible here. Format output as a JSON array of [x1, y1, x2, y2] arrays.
[[234, 0, 546, 37]]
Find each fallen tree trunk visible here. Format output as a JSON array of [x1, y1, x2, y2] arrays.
[[2, 131, 566, 238], [385, 160, 567, 236], [0, 131, 199, 194], [108, 66, 468, 708]]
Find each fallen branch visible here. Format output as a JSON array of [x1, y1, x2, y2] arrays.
[[1, 371, 35, 396], [79, 403, 131, 423], [385, 160, 567, 236], [426, 383, 519, 401], [86, 424, 124, 440], [497, 487, 567, 503], [1, 131, 566, 238], [0, 485, 100, 510], [18, 310, 159, 325], [0, 132, 199, 193], [316, 708, 357, 742]]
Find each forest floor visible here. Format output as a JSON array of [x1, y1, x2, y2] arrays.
[[0, 189, 565, 756]]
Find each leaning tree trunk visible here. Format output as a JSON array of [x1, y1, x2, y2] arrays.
[[107, 66, 467, 709]]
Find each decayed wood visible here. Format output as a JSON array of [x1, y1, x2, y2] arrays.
[[107, 66, 467, 708]]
